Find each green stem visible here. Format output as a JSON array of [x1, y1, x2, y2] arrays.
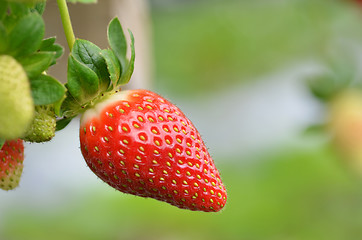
[[56, 0, 75, 51]]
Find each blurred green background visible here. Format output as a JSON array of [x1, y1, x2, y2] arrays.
[[3, 0, 362, 239]]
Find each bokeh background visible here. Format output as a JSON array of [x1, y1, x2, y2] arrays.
[[3, 0, 362, 239]]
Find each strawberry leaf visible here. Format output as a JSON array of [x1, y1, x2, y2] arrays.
[[67, 55, 99, 104], [30, 74, 66, 105], [107, 17, 127, 74], [72, 39, 110, 92], [8, 2, 30, 19], [56, 118, 72, 131], [7, 12, 44, 58], [53, 92, 66, 117], [0, 1, 7, 20], [60, 89, 82, 118], [39, 37, 56, 49], [303, 123, 326, 135], [307, 74, 351, 102], [39, 37, 56, 48], [32, 1, 46, 15], [101, 49, 121, 89], [118, 30, 135, 86], [39, 37, 64, 65], [2, 2, 30, 32], [0, 23, 7, 53], [19, 52, 55, 79]]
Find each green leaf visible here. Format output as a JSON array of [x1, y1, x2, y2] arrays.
[[307, 56, 354, 102], [39, 37, 64, 65], [101, 49, 121, 90], [107, 17, 127, 74], [0, 138, 5, 150], [39, 37, 56, 49], [72, 39, 110, 92], [53, 92, 66, 117], [8, 2, 30, 18], [32, 1, 46, 15], [118, 30, 135, 86], [2, 3, 29, 32], [59, 89, 82, 118], [0, 23, 7, 53], [303, 123, 326, 136], [19, 52, 55, 79], [30, 74, 66, 105], [67, 55, 99, 104], [56, 118, 72, 131], [7, 12, 44, 57], [0, 1, 7, 20]]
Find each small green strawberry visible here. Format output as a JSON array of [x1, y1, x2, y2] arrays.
[[23, 105, 56, 143], [0, 139, 24, 190], [0, 55, 34, 140]]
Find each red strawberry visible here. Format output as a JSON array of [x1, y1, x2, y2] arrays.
[[80, 89, 227, 212], [0, 139, 24, 190]]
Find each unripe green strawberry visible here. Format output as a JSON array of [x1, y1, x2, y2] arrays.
[[0, 139, 24, 190], [23, 105, 56, 143], [0, 55, 34, 140]]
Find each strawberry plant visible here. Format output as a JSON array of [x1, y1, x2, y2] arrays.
[[0, 0, 227, 212]]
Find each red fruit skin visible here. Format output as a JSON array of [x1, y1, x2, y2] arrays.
[[80, 90, 227, 212], [0, 139, 24, 190]]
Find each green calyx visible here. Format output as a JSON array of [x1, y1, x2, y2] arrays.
[[58, 17, 135, 126], [0, 2, 65, 106], [0, 55, 34, 140], [23, 105, 56, 143], [0, 1, 66, 140]]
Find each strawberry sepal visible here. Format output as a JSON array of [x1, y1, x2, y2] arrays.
[[60, 17, 135, 120]]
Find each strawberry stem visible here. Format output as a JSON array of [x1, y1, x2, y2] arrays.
[[56, 0, 75, 50]]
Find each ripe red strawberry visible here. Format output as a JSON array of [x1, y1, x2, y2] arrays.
[[80, 89, 227, 212], [0, 139, 24, 190]]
